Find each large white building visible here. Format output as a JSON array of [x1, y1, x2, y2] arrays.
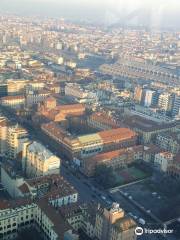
[[22, 141, 61, 178]]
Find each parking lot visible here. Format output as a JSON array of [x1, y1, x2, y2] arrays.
[[119, 178, 180, 222], [120, 182, 169, 219], [111, 173, 180, 239]]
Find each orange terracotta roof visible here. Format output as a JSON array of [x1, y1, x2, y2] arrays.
[[18, 183, 30, 194], [1, 95, 25, 100], [91, 112, 117, 126], [0, 119, 7, 127], [0, 200, 10, 210], [56, 103, 85, 111], [99, 128, 137, 143], [86, 145, 143, 163]]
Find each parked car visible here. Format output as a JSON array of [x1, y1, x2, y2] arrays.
[[138, 218, 146, 225], [101, 195, 106, 201]]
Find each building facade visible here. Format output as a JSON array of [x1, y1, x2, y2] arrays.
[[22, 141, 61, 178]]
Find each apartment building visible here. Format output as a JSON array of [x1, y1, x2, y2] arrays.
[[154, 152, 174, 172], [95, 203, 137, 240], [167, 154, 180, 179], [22, 141, 61, 178], [59, 202, 137, 240], [142, 89, 156, 107], [25, 175, 78, 206], [1, 95, 25, 109], [0, 200, 37, 240], [134, 86, 143, 103], [1, 163, 77, 204], [59, 203, 96, 239], [0, 198, 77, 240], [7, 125, 28, 159], [172, 94, 180, 118], [156, 132, 180, 154], [123, 115, 180, 144], [0, 117, 8, 156], [158, 93, 174, 112], [142, 144, 164, 164], [1, 163, 25, 198], [7, 79, 28, 96], [65, 83, 88, 100], [26, 89, 50, 107]]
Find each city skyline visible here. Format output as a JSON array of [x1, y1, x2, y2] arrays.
[[1, 0, 180, 28]]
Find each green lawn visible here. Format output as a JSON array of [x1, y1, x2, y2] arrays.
[[115, 166, 150, 186]]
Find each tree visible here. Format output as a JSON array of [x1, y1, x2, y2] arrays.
[[94, 164, 116, 189]]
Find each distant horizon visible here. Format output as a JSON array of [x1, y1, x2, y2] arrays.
[[0, 0, 180, 29]]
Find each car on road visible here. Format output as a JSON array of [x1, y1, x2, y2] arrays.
[[152, 192, 157, 196], [138, 218, 146, 225], [101, 195, 106, 201]]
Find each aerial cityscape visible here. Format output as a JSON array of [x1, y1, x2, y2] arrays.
[[0, 0, 180, 240]]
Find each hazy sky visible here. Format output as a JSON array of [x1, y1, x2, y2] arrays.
[[1, 0, 180, 28]]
